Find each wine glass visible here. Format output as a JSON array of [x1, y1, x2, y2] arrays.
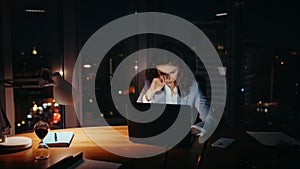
[[33, 120, 50, 160]]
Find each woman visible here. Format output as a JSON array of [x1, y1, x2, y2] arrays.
[[137, 46, 210, 136]]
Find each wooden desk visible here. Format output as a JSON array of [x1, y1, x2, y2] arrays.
[[0, 126, 204, 169], [199, 126, 300, 169]]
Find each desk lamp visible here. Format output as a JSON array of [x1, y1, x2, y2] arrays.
[[0, 69, 73, 151]]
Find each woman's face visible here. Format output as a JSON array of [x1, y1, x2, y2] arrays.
[[156, 64, 179, 89]]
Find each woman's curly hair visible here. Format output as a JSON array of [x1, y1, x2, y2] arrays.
[[145, 43, 194, 97]]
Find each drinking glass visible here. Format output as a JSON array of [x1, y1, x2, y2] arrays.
[[33, 120, 50, 160]]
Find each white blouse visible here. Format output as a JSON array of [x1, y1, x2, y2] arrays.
[[165, 85, 178, 104], [142, 85, 178, 104]]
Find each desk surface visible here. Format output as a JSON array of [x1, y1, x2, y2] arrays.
[[199, 127, 300, 169], [3, 125, 298, 169], [0, 126, 204, 169]]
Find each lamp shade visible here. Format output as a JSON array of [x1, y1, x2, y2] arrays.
[[52, 72, 74, 105]]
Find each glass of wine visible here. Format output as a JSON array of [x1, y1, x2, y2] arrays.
[[33, 120, 50, 160]]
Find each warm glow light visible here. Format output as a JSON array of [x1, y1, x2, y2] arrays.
[[216, 12, 228, 17], [24, 9, 46, 13], [52, 112, 61, 124], [217, 45, 224, 50], [119, 86, 135, 95], [280, 61, 284, 65], [21, 120, 26, 125], [32, 47, 37, 55], [32, 104, 38, 112], [53, 107, 59, 112], [83, 64, 91, 68], [42, 103, 48, 109], [258, 100, 262, 105], [17, 123, 21, 127]]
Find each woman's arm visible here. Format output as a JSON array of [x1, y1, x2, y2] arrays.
[[190, 81, 211, 135], [137, 80, 150, 103], [137, 76, 165, 103]]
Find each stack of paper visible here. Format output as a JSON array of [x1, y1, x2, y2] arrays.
[[246, 131, 300, 147]]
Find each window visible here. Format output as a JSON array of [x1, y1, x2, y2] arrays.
[[10, 0, 63, 133]]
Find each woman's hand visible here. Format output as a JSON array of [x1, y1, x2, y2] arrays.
[[191, 127, 201, 135], [191, 125, 205, 136], [145, 76, 165, 101]]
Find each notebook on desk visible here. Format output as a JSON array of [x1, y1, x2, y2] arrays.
[[126, 103, 196, 147], [43, 131, 74, 147]]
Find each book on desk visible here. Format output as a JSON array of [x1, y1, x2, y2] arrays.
[[43, 131, 74, 147], [47, 152, 122, 169]]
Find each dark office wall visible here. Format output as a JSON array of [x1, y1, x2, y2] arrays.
[[0, 0, 4, 110]]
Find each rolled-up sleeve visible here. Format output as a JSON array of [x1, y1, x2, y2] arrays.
[[137, 80, 150, 103], [194, 82, 210, 127]]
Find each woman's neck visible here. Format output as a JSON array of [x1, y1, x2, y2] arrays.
[[166, 84, 175, 90]]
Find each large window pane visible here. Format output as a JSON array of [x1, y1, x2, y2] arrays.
[[76, 0, 229, 127], [11, 0, 63, 133]]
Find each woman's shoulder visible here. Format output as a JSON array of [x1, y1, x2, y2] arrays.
[[188, 80, 207, 96], [189, 80, 199, 89]]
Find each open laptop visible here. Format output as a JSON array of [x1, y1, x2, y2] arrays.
[[126, 103, 196, 147]]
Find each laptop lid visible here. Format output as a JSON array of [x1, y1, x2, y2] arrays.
[[126, 103, 195, 147]]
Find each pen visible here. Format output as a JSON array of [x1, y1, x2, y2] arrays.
[[54, 132, 58, 142]]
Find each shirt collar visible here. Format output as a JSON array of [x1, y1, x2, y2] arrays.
[[164, 85, 178, 95]]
